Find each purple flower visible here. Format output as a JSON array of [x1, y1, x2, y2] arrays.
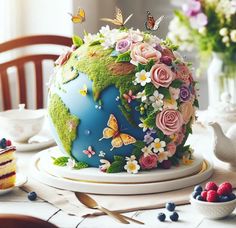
[[180, 85, 191, 102], [115, 39, 131, 53], [182, 0, 201, 17], [144, 134, 154, 145]]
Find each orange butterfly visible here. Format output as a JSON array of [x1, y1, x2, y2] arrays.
[[101, 7, 133, 27], [99, 114, 136, 151], [145, 11, 164, 31], [68, 8, 85, 23]]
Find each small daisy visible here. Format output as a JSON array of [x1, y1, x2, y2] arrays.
[[136, 90, 147, 103], [99, 159, 111, 172], [66, 158, 76, 169], [163, 98, 178, 110], [138, 119, 149, 132], [151, 138, 166, 153], [149, 90, 164, 111], [134, 70, 151, 86], [141, 146, 153, 157], [124, 159, 140, 174], [157, 151, 169, 163]]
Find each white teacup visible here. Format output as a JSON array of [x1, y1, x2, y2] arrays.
[[0, 104, 45, 143]]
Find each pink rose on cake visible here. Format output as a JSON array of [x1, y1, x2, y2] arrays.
[[130, 43, 161, 66], [150, 63, 175, 88], [156, 109, 183, 135], [115, 39, 131, 53], [179, 101, 195, 124], [175, 64, 192, 85], [139, 153, 158, 170], [160, 48, 176, 65], [167, 142, 177, 157]]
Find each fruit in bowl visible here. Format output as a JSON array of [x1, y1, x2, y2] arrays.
[[190, 182, 236, 219]]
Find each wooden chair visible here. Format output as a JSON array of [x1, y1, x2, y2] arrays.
[[0, 35, 72, 111], [0, 214, 58, 228]]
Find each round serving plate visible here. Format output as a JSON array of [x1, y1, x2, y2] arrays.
[[30, 149, 214, 195], [39, 147, 203, 183]]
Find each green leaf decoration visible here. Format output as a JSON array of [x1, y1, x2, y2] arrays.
[[113, 155, 125, 162], [115, 51, 131, 63], [74, 161, 89, 169], [171, 79, 183, 88], [169, 156, 179, 166], [132, 147, 142, 160], [72, 35, 84, 47], [107, 155, 126, 173], [53, 156, 69, 166], [133, 140, 146, 149], [193, 99, 199, 108], [143, 112, 156, 129], [145, 83, 156, 96], [156, 129, 165, 140], [89, 40, 102, 46], [136, 63, 146, 72], [158, 87, 171, 100], [145, 59, 155, 71], [186, 119, 193, 135]]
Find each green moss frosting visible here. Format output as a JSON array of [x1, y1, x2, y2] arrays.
[[49, 94, 79, 154]]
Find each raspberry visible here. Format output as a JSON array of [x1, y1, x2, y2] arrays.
[[217, 182, 232, 196], [205, 182, 218, 191], [6, 140, 12, 147], [201, 191, 207, 201], [206, 190, 218, 202]]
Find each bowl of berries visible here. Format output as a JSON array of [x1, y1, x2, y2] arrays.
[[190, 181, 236, 219]]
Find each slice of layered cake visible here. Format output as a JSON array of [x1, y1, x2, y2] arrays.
[[0, 138, 16, 189]]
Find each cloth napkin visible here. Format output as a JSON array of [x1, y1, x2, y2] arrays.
[[21, 166, 236, 217]]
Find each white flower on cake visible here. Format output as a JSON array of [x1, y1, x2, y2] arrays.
[[157, 151, 169, 163], [136, 90, 147, 103], [84, 33, 100, 44], [135, 70, 151, 86], [66, 158, 76, 169], [138, 119, 149, 132], [99, 159, 111, 172], [124, 155, 140, 174], [99, 25, 111, 37], [141, 146, 153, 157], [98, 151, 106, 157], [163, 98, 178, 110], [149, 90, 164, 111], [145, 35, 161, 47], [128, 29, 144, 43], [151, 138, 166, 153]]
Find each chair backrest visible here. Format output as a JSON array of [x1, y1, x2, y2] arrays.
[[0, 214, 58, 228], [0, 35, 72, 110]]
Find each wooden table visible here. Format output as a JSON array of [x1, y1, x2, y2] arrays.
[[0, 130, 236, 228]]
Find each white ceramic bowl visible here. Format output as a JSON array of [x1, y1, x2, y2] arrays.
[[0, 105, 45, 142], [190, 195, 236, 219]]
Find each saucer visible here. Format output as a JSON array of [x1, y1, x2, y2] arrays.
[[0, 173, 28, 195], [14, 139, 56, 152]]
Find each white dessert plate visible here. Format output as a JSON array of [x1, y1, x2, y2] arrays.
[[0, 173, 28, 195], [14, 139, 56, 152], [30, 149, 214, 195], [39, 147, 204, 183]]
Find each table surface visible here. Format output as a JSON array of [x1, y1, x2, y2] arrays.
[[1, 127, 236, 228]]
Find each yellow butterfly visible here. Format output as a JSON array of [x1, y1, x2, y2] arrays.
[[101, 7, 133, 27], [68, 8, 85, 23], [99, 114, 136, 151], [79, 84, 88, 96]]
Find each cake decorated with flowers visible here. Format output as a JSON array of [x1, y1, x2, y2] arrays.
[[48, 23, 198, 174]]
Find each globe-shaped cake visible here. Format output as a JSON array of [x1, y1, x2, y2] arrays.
[[48, 25, 198, 174]]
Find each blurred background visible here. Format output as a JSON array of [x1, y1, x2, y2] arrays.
[[0, 0, 207, 110]]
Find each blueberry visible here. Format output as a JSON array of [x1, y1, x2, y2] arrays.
[[170, 212, 179, 222], [228, 193, 236, 201], [196, 195, 204, 201], [157, 212, 166, 222], [166, 202, 176, 211], [192, 190, 201, 199], [28, 192, 37, 201], [0, 138, 6, 149], [194, 185, 203, 192]]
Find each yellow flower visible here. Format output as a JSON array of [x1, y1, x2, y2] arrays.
[[182, 155, 194, 165]]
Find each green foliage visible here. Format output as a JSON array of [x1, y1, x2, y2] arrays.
[[193, 99, 199, 108], [136, 60, 155, 72], [169, 156, 179, 166], [158, 87, 171, 100], [133, 140, 146, 149], [171, 79, 183, 88], [89, 40, 102, 46], [145, 83, 155, 96], [72, 35, 84, 47], [74, 161, 89, 169], [52, 156, 69, 166], [132, 147, 142, 160], [48, 94, 79, 154], [143, 112, 156, 129], [115, 51, 131, 62], [107, 156, 126, 173]]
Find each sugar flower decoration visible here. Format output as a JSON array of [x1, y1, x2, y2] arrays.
[[138, 119, 149, 132], [134, 70, 151, 86], [149, 90, 164, 111], [115, 39, 131, 53], [123, 90, 136, 103], [98, 151, 106, 157], [66, 158, 76, 169], [144, 133, 154, 145], [182, 155, 194, 165], [136, 90, 148, 103], [157, 151, 169, 163], [141, 146, 153, 157], [124, 156, 140, 174], [163, 98, 178, 110], [99, 159, 111, 172], [83, 146, 95, 158], [151, 138, 166, 153]]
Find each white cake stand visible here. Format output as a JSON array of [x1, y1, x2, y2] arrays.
[[30, 147, 214, 195]]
